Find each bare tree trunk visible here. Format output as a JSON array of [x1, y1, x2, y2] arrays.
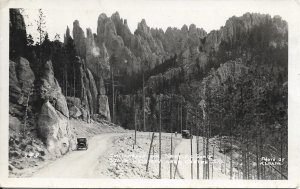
[[134, 101, 137, 145], [177, 104, 180, 133], [159, 96, 162, 179], [212, 145, 215, 179], [170, 133, 173, 179], [203, 122, 206, 179], [206, 119, 210, 179], [196, 110, 200, 179], [186, 110, 188, 130], [255, 130, 260, 180], [242, 135, 246, 179], [173, 153, 180, 179], [23, 90, 31, 136], [143, 72, 146, 132], [73, 62, 75, 97], [197, 135, 199, 179], [280, 126, 283, 179], [260, 132, 264, 180], [146, 132, 155, 172], [66, 70, 68, 97], [230, 124, 233, 180], [180, 97, 183, 135], [225, 153, 227, 175], [191, 126, 193, 179], [111, 69, 114, 123], [62, 70, 65, 96], [246, 136, 250, 179]]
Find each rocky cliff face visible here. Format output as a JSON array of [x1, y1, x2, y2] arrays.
[[37, 60, 76, 155], [9, 57, 35, 119], [67, 11, 287, 129], [9, 57, 76, 156]]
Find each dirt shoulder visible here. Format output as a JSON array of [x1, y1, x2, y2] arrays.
[[95, 132, 182, 179]]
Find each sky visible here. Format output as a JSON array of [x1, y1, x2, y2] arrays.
[[19, 0, 296, 42]]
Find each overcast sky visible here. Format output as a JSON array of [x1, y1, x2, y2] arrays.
[[19, 0, 295, 42]]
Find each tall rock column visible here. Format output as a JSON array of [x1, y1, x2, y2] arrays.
[[73, 20, 86, 58], [37, 60, 76, 156]]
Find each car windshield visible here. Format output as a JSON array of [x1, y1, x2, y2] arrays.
[[77, 138, 86, 142]]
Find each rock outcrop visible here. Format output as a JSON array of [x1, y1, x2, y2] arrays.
[[37, 101, 76, 156], [36, 60, 77, 155], [39, 60, 69, 118], [73, 20, 86, 58], [9, 57, 35, 118], [69, 11, 287, 129]]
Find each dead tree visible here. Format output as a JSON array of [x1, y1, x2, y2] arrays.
[[196, 110, 200, 179], [111, 68, 115, 123], [180, 97, 183, 135], [212, 145, 215, 179], [146, 132, 155, 172], [203, 122, 206, 179], [159, 95, 162, 179], [170, 133, 173, 179], [190, 126, 193, 179], [256, 131, 260, 180], [143, 72, 146, 132], [230, 122, 233, 180], [134, 99, 137, 145], [173, 153, 180, 179], [22, 86, 33, 136], [206, 119, 210, 179]]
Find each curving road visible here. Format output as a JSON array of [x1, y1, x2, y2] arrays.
[[32, 132, 231, 179]]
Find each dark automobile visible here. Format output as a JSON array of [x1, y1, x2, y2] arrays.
[[182, 130, 192, 139], [77, 138, 88, 150]]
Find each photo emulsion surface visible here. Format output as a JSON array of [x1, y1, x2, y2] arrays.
[[8, 7, 288, 180]]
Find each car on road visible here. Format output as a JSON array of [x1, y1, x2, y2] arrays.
[[182, 130, 193, 139], [77, 138, 88, 150]]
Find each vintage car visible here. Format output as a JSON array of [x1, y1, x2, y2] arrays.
[[77, 138, 88, 150], [182, 130, 193, 139]]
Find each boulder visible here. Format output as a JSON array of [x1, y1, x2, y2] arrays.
[[69, 105, 82, 119], [80, 107, 89, 122], [37, 101, 75, 156], [66, 96, 81, 108], [9, 115, 22, 134]]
